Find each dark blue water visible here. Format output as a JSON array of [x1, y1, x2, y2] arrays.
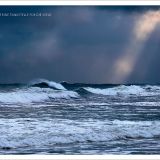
[[0, 79, 160, 154]]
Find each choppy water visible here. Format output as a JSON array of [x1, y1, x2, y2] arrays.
[[0, 79, 160, 154]]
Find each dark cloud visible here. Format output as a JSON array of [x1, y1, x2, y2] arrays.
[[96, 6, 160, 13], [0, 6, 160, 84]]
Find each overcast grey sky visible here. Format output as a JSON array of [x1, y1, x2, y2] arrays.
[[0, 6, 160, 84]]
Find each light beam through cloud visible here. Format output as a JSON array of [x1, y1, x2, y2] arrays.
[[111, 10, 160, 83]]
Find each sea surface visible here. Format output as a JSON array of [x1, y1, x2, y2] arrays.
[[0, 79, 160, 154]]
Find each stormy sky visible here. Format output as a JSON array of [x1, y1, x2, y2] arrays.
[[0, 6, 160, 84]]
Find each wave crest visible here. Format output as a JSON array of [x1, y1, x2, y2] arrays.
[[30, 79, 66, 90]]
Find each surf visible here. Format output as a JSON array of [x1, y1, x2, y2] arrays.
[[0, 87, 79, 104]]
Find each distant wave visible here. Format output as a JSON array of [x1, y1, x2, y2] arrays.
[[83, 85, 160, 96]]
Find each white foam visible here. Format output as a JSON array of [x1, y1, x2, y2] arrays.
[[0, 87, 78, 104], [84, 85, 158, 96], [0, 118, 160, 148], [111, 102, 160, 107], [47, 81, 66, 90]]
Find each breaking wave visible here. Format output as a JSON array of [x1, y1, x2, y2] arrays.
[[0, 87, 78, 104], [83, 85, 160, 96], [1, 79, 160, 104], [30, 79, 66, 90]]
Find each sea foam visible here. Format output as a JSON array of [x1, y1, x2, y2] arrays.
[[0, 87, 78, 104], [0, 118, 160, 149], [84, 85, 160, 96]]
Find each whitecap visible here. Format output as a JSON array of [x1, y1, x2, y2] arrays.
[[84, 85, 158, 96], [0, 87, 78, 104]]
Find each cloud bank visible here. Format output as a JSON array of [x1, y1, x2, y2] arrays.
[[0, 6, 160, 84]]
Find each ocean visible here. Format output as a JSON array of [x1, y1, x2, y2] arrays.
[[0, 79, 160, 154]]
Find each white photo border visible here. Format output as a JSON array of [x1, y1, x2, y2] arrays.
[[0, 0, 160, 159]]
